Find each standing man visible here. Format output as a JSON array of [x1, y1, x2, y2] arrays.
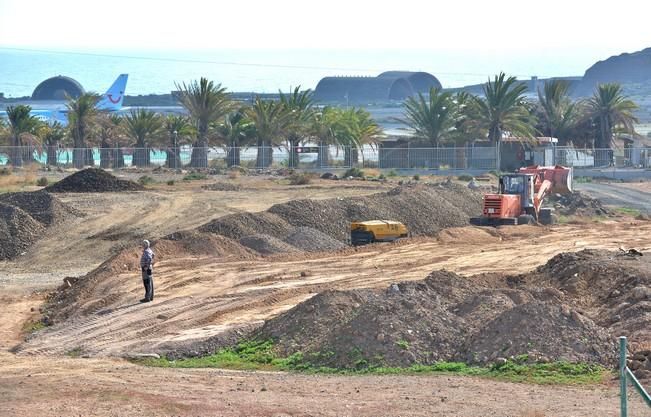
[[140, 239, 155, 303]]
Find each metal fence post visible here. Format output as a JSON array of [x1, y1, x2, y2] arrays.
[[620, 336, 628, 417]]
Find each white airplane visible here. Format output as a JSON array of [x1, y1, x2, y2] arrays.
[[1, 74, 128, 126]]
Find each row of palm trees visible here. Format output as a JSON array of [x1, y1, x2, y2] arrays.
[[0, 73, 639, 169], [401, 72, 639, 149], [0, 78, 383, 168]]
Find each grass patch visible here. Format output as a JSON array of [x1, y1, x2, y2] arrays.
[[343, 167, 364, 178], [66, 347, 84, 358], [138, 175, 156, 186], [136, 340, 608, 385], [574, 176, 593, 184], [386, 169, 398, 177], [22, 320, 46, 333], [183, 172, 207, 181], [614, 207, 641, 217], [457, 174, 473, 182]]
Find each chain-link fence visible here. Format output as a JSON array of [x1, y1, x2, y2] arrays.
[[555, 147, 651, 169], [0, 145, 498, 171]]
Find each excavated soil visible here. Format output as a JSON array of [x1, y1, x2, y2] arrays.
[[46, 168, 144, 193], [0, 203, 46, 260], [258, 249, 651, 374], [283, 227, 346, 252], [238, 234, 300, 255], [550, 191, 612, 216], [198, 183, 482, 255], [0, 190, 80, 226]]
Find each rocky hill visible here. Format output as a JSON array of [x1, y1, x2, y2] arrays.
[[575, 47, 651, 96]]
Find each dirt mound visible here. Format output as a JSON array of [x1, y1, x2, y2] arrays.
[[267, 183, 482, 241], [46, 168, 144, 193], [256, 252, 639, 369], [0, 203, 46, 260], [201, 182, 242, 191], [239, 234, 299, 255], [162, 230, 256, 259], [199, 212, 293, 241], [283, 227, 346, 252], [550, 192, 611, 216], [464, 301, 614, 364], [0, 190, 80, 226]]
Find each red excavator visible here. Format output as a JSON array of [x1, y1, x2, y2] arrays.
[[470, 165, 573, 226]]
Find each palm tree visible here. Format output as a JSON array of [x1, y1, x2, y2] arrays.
[[337, 108, 382, 166], [6, 105, 41, 167], [474, 73, 537, 143], [164, 115, 194, 168], [586, 83, 638, 149], [175, 78, 234, 167], [38, 122, 66, 166], [279, 86, 315, 168], [247, 97, 290, 168], [400, 87, 457, 147], [311, 107, 340, 168], [123, 109, 163, 167], [215, 109, 254, 167], [97, 114, 127, 168], [67, 93, 100, 168], [537, 80, 580, 145], [473, 73, 537, 169]]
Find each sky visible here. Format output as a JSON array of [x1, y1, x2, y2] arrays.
[[1, 0, 650, 53]]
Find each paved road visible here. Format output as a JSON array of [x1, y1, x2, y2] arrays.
[[575, 183, 651, 214]]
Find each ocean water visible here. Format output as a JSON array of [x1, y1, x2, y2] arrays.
[[0, 48, 600, 97]]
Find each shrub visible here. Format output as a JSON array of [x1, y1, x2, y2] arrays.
[[0, 167, 10, 176], [387, 169, 398, 177], [36, 177, 48, 186], [138, 175, 155, 186], [289, 172, 312, 185], [183, 172, 207, 181], [457, 174, 473, 182], [343, 167, 364, 178], [413, 174, 420, 181], [378, 174, 386, 180], [166, 180, 175, 186]]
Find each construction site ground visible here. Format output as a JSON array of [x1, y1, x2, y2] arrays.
[[1, 172, 650, 416]]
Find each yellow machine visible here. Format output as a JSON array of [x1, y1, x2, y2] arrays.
[[350, 220, 409, 246]]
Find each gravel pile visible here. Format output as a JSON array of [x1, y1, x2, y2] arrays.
[[46, 168, 144, 193], [0, 202, 46, 260], [199, 212, 293, 241], [201, 182, 242, 191], [238, 234, 299, 256], [283, 227, 346, 252], [0, 190, 80, 226], [267, 183, 482, 241]]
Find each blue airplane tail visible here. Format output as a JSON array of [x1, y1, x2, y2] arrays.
[[96, 74, 129, 111]]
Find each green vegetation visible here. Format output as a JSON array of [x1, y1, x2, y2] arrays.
[[343, 167, 364, 178], [137, 339, 608, 385], [23, 320, 46, 333], [614, 207, 641, 217], [183, 172, 207, 181], [396, 339, 410, 350], [0, 167, 10, 176], [288, 172, 312, 185], [574, 176, 593, 183], [66, 347, 83, 358], [387, 169, 398, 177], [457, 174, 473, 181], [138, 175, 156, 186], [166, 180, 175, 186], [36, 177, 48, 186], [412, 174, 420, 181]]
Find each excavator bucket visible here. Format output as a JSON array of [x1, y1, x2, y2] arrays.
[[518, 165, 573, 194]]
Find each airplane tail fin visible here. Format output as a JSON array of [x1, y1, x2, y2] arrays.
[[96, 74, 128, 111]]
